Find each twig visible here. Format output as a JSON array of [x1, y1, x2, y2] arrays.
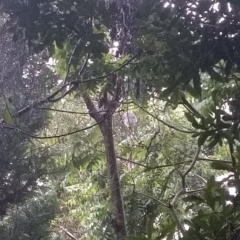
[[191, 173, 207, 184], [186, 188, 205, 194], [134, 191, 169, 208], [52, 224, 78, 240], [116, 155, 149, 168]]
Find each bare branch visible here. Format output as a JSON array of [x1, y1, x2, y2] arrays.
[[191, 173, 207, 184], [52, 224, 78, 240], [49, 84, 76, 102], [133, 101, 197, 134], [171, 147, 201, 206], [2, 108, 115, 139], [2, 121, 99, 139], [117, 155, 231, 171], [186, 188, 205, 194], [59, 226, 78, 240], [37, 107, 101, 115], [183, 147, 201, 178], [116, 155, 149, 168]]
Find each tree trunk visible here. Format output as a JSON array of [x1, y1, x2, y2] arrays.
[[100, 115, 127, 240], [82, 92, 127, 239]]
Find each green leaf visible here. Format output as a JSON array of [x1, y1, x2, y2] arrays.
[[237, 145, 240, 155], [126, 236, 148, 240], [160, 83, 179, 99], [2, 108, 14, 125], [192, 132, 201, 138], [182, 195, 205, 203], [191, 122, 208, 130], [193, 72, 202, 96], [225, 61, 232, 77], [155, 221, 177, 240], [197, 130, 215, 146], [146, 217, 154, 239], [185, 204, 195, 213], [185, 84, 200, 98], [211, 69, 224, 82], [184, 112, 198, 125], [211, 161, 234, 172], [220, 130, 234, 144], [208, 134, 221, 149]]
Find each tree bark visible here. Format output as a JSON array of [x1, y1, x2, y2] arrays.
[[100, 116, 127, 240], [82, 93, 127, 239]]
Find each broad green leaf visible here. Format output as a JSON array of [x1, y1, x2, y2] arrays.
[[193, 72, 202, 97], [191, 121, 208, 130], [182, 195, 205, 203], [184, 112, 198, 125], [220, 130, 234, 144], [211, 69, 224, 82], [197, 130, 215, 146], [208, 134, 221, 149], [210, 161, 234, 172], [192, 132, 201, 138], [2, 108, 14, 125], [185, 84, 200, 98], [225, 61, 232, 77]]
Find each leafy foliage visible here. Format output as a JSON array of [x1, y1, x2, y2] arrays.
[[0, 191, 62, 240], [2, 0, 240, 239]]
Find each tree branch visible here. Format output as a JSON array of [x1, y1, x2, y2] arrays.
[[37, 107, 103, 115], [171, 147, 201, 206], [0, 52, 138, 124], [183, 147, 201, 178], [116, 155, 231, 171], [133, 101, 197, 134], [2, 110, 112, 139], [81, 92, 100, 120], [59, 226, 78, 240], [134, 191, 169, 208], [116, 155, 149, 168]]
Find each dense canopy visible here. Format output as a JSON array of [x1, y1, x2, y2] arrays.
[[1, 0, 240, 239]]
